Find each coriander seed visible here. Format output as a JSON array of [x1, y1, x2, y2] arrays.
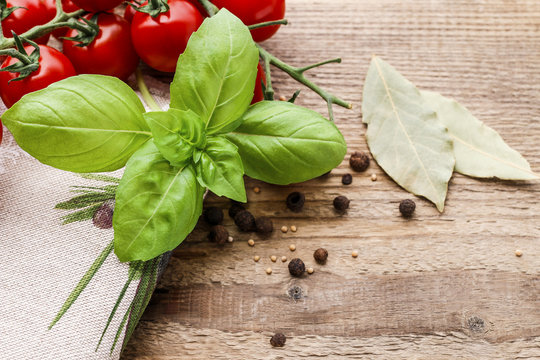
[[399, 199, 416, 218], [281, 225, 288, 233], [352, 250, 358, 258], [279, 95, 286, 101], [266, 267, 272, 275], [286, 191, 305, 212], [208, 225, 229, 245], [255, 217, 274, 234], [333, 196, 350, 212], [371, 173, 377, 181], [270, 255, 277, 262], [281, 256, 287, 262], [234, 210, 256, 231], [515, 249, 523, 257], [288, 258, 305, 277], [248, 239, 255, 247], [313, 248, 328, 264], [349, 151, 370, 172], [307, 267, 314, 274], [289, 244, 296, 251], [270, 333, 286, 347], [253, 186, 261, 194], [227, 236, 234, 243], [342, 173, 353, 185], [253, 255, 260, 262], [203, 207, 223, 225], [290, 225, 297, 232]]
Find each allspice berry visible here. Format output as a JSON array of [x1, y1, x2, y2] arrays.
[[342, 173, 353, 185], [286, 192, 305, 212], [255, 216, 274, 234], [333, 196, 350, 212], [349, 151, 370, 172], [228, 203, 245, 219], [288, 258, 305, 277], [208, 225, 229, 245], [234, 210, 256, 231], [399, 199, 416, 218], [270, 333, 286, 347], [204, 207, 223, 225], [313, 248, 328, 264]]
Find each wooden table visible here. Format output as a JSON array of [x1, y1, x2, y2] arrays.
[[123, 0, 540, 358]]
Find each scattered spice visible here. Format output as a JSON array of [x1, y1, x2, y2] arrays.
[[349, 151, 370, 172], [313, 248, 328, 264], [352, 250, 358, 258], [371, 173, 377, 181], [289, 244, 296, 251], [270, 333, 286, 347], [253, 255, 260, 262], [281, 225, 288, 233], [203, 206, 223, 225], [290, 225, 297, 232], [93, 200, 114, 229], [255, 216, 274, 234], [270, 255, 277, 262], [288, 258, 305, 277], [248, 239, 255, 247], [279, 95, 287, 101], [281, 256, 287, 262], [227, 236, 234, 243], [307, 267, 314, 274], [208, 225, 229, 245], [253, 186, 261, 193], [399, 199, 416, 218], [266, 267, 273, 275], [515, 249, 523, 257], [342, 173, 353, 185], [228, 202, 245, 219], [286, 191, 305, 212], [333, 195, 350, 212], [234, 210, 256, 231]]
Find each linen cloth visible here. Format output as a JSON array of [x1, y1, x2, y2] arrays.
[[0, 76, 171, 359]]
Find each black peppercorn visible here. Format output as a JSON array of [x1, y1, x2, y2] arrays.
[[203, 207, 223, 225], [288, 258, 305, 277], [234, 210, 256, 231], [399, 199, 416, 218], [270, 333, 286, 347], [349, 151, 370, 172], [93, 200, 114, 229], [286, 192, 305, 212], [255, 216, 273, 234], [313, 248, 328, 264], [228, 203, 245, 219], [208, 225, 229, 244], [341, 173, 353, 185], [333, 196, 350, 212]]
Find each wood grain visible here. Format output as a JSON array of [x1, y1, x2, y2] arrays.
[[123, 0, 540, 358]]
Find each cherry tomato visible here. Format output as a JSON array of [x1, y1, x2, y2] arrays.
[[211, 0, 285, 42], [70, 0, 123, 12], [251, 63, 265, 104], [131, 0, 204, 73], [52, 0, 81, 39], [63, 13, 139, 80], [2, 0, 56, 45], [0, 45, 76, 108]]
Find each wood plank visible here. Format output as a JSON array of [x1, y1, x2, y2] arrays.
[[123, 0, 540, 357]]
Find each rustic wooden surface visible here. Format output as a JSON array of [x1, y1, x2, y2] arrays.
[[123, 0, 540, 358]]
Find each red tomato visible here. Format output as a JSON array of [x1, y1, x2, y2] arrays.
[[63, 13, 139, 80], [0, 46, 76, 108], [211, 0, 285, 42], [123, 1, 138, 22], [52, 0, 81, 39], [251, 63, 265, 104], [2, 0, 56, 45], [131, 0, 204, 73], [70, 0, 123, 12]]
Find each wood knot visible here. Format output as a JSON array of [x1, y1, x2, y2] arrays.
[[467, 316, 485, 333], [288, 286, 303, 300]]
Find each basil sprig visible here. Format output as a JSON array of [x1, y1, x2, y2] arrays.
[[2, 10, 347, 262]]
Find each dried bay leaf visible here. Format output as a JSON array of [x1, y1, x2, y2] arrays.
[[362, 57, 455, 212], [422, 90, 539, 180]]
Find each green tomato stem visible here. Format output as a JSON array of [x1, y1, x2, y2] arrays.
[[196, 0, 218, 17], [136, 68, 163, 112], [248, 19, 288, 30]]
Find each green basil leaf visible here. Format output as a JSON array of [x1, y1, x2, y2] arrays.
[[144, 108, 206, 167], [196, 136, 246, 202], [226, 101, 347, 185], [113, 140, 205, 262], [2, 74, 150, 173], [170, 9, 259, 135]]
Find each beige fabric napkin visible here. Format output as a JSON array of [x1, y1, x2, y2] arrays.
[[0, 76, 171, 359]]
